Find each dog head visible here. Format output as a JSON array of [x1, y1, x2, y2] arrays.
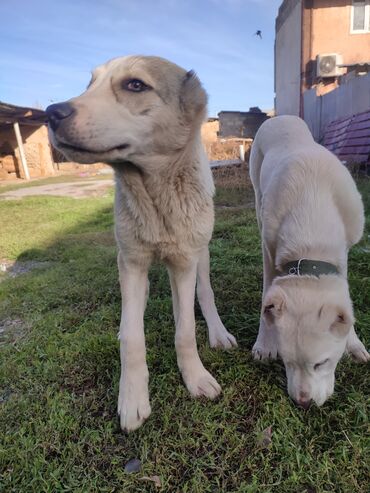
[[46, 56, 207, 169], [263, 275, 353, 408]]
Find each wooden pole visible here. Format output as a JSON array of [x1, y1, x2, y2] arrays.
[[239, 144, 245, 161], [13, 122, 30, 180], [38, 142, 46, 176]]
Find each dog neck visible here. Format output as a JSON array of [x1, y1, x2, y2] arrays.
[[273, 205, 348, 278], [114, 123, 212, 194], [112, 126, 213, 246], [275, 243, 347, 279], [278, 259, 340, 278]]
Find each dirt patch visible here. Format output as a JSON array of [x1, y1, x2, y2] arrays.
[[0, 260, 52, 279], [212, 160, 250, 189], [0, 318, 26, 346], [0, 388, 13, 404], [0, 179, 114, 200]]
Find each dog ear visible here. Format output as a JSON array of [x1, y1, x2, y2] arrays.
[[180, 70, 208, 123], [262, 285, 286, 325], [329, 308, 353, 338]]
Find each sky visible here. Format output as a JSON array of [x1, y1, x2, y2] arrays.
[[0, 0, 282, 117]]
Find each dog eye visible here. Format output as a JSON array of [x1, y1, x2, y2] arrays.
[[314, 358, 329, 370], [123, 79, 148, 92]]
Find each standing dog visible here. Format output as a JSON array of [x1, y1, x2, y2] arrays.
[[249, 115, 369, 408], [46, 56, 237, 431]]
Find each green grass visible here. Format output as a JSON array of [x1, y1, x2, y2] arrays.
[[0, 180, 369, 492]]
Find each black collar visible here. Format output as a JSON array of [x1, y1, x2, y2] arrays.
[[280, 259, 340, 277]]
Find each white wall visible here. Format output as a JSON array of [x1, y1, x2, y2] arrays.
[[275, 0, 302, 116]]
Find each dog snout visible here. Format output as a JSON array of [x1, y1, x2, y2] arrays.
[[46, 102, 75, 131], [293, 397, 312, 410]]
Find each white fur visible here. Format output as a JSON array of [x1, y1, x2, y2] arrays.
[[48, 56, 236, 431], [249, 115, 369, 407]]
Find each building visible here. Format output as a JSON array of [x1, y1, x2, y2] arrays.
[[0, 102, 109, 181], [218, 108, 269, 139], [275, 1, 370, 164], [275, 0, 370, 117], [0, 102, 55, 180]]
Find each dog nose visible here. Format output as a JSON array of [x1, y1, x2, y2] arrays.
[[46, 102, 75, 131], [294, 398, 312, 410]]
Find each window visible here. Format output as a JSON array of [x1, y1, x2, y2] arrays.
[[351, 1, 370, 33]]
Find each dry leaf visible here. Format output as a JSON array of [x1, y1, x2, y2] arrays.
[[139, 475, 162, 488], [257, 426, 272, 449]]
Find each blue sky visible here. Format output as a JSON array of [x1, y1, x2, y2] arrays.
[[0, 0, 281, 117]]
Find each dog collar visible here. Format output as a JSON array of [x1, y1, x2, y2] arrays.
[[280, 259, 339, 277]]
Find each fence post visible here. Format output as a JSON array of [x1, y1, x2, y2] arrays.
[[239, 145, 245, 161]]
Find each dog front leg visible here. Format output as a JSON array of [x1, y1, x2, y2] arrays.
[[168, 259, 221, 399], [336, 261, 369, 361], [117, 252, 151, 431], [196, 246, 237, 349], [346, 326, 370, 362], [253, 243, 278, 360]]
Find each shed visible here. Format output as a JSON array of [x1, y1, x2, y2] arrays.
[[0, 102, 55, 181], [218, 107, 269, 139]]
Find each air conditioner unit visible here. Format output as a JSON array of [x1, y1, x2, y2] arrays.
[[316, 54, 343, 78]]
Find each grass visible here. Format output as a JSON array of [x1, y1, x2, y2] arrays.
[[0, 178, 369, 492]]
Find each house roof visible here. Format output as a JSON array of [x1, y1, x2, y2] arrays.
[[0, 102, 47, 126]]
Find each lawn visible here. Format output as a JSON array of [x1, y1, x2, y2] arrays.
[[0, 179, 369, 492]]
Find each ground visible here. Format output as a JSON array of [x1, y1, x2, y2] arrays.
[[0, 179, 113, 200], [0, 175, 369, 492]]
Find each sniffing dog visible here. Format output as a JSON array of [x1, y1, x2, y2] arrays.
[[249, 115, 369, 408]]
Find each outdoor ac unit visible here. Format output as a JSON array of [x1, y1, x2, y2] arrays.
[[316, 54, 343, 78]]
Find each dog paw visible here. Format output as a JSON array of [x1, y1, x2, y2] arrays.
[[183, 366, 222, 399], [117, 374, 151, 432], [346, 340, 370, 363], [209, 325, 238, 349], [252, 340, 278, 360]]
